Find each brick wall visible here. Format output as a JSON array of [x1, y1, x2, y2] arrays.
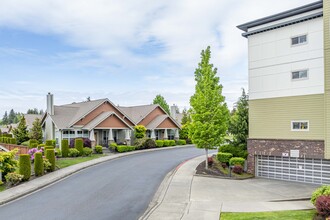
[[0, 144, 29, 154], [247, 138, 325, 174]]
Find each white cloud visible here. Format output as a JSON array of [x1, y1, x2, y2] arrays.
[[0, 0, 317, 115]]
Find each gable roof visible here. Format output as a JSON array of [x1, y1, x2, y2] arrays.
[[146, 115, 168, 129], [24, 114, 42, 129], [118, 104, 159, 124]]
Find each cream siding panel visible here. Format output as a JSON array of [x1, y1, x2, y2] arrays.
[[249, 94, 324, 140], [324, 0, 330, 159]]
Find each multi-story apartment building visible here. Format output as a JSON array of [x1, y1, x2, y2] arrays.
[[238, 0, 330, 184]]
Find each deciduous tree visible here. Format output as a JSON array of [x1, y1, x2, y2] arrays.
[[189, 46, 229, 169]]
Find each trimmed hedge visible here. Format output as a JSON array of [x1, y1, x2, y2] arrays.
[[95, 145, 103, 154], [19, 154, 31, 181], [75, 138, 84, 155], [163, 140, 171, 147], [176, 139, 186, 145], [219, 144, 248, 159], [45, 149, 55, 172], [29, 139, 38, 147], [61, 139, 69, 157], [45, 140, 55, 147], [34, 152, 44, 176], [169, 140, 176, 146], [30, 143, 38, 149], [10, 138, 17, 144], [217, 152, 233, 163], [229, 157, 245, 167], [117, 145, 136, 153], [83, 147, 93, 156], [155, 140, 164, 147], [38, 144, 45, 150], [68, 148, 80, 157], [44, 146, 54, 152], [110, 142, 117, 151]]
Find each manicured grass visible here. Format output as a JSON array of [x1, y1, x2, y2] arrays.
[[0, 185, 6, 192], [56, 154, 105, 169], [220, 210, 317, 220]]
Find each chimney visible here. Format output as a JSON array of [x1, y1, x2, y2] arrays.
[[170, 105, 177, 119], [46, 92, 54, 115]]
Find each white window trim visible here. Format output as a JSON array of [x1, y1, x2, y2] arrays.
[[291, 120, 309, 131], [291, 34, 308, 47], [291, 69, 309, 81]]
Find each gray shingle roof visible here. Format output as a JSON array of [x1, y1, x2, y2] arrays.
[[146, 115, 168, 129], [118, 104, 158, 124], [24, 114, 42, 129]]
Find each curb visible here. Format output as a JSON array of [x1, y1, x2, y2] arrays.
[[0, 145, 194, 206]]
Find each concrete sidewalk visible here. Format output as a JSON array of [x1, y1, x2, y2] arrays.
[[142, 156, 318, 220]]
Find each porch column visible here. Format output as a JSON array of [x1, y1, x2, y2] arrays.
[[150, 129, 156, 140], [90, 129, 96, 148], [174, 129, 179, 140], [108, 128, 114, 145], [125, 129, 131, 146], [163, 129, 168, 140]]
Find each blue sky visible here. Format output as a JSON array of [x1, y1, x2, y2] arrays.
[[0, 0, 316, 116]]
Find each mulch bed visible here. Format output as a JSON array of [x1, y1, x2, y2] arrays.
[[195, 160, 227, 177]]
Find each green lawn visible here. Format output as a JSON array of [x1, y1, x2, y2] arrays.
[[0, 184, 6, 192], [56, 154, 105, 169], [220, 210, 317, 220]]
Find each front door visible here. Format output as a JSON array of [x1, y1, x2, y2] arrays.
[[102, 130, 108, 147]]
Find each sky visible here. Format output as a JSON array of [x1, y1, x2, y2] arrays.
[[0, 0, 317, 116]]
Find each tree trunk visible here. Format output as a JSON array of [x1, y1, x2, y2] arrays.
[[205, 148, 208, 169]]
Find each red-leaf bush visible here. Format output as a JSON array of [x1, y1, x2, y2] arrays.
[[232, 165, 243, 174], [315, 196, 330, 218], [207, 157, 213, 166]]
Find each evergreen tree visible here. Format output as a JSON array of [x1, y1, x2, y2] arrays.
[[2, 111, 8, 125], [29, 118, 43, 143], [229, 89, 249, 147], [153, 94, 170, 114], [189, 46, 229, 169], [179, 109, 191, 140], [12, 115, 29, 144], [8, 109, 16, 124]]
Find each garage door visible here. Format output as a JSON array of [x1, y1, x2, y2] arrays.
[[256, 155, 330, 184]]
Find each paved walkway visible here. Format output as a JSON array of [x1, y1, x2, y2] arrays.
[[142, 156, 319, 220]]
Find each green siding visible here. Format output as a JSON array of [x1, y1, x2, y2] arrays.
[[249, 94, 324, 140], [324, 0, 330, 158]]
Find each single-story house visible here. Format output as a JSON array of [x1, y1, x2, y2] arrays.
[[41, 93, 180, 148]]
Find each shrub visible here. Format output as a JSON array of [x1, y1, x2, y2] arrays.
[[134, 125, 146, 139], [0, 180, 3, 186], [44, 146, 54, 151], [29, 139, 38, 147], [217, 152, 233, 163], [68, 148, 80, 157], [29, 143, 38, 149], [232, 165, 243, 174], [83, 147, 93, 156], [229, 157, 245, 167], [45, 140, 55, 147], [163, 140, 171, 147], [10, 138, 17, 144], [315, 196, 330, 218], [94, 145, 103, 154], [75, 138, 84, 155], [55, 148, 62, 157], [34, 152, 43, 176], [176, 139, 186, 145], [28, 148, 43, 161], [219, 144, 248, 158], [155, 140, 164, 147], [134, 137, 147, 149], [19, 154, 31, 181], [5, 172, 23, 186], [43, 158, 52, 172], [69, 137, 92, 148], [311, 185, 330, 205], [169, 140, 176, 146], [45, 149, 55, 172], [61, 139, 69, 157], [0, 149, 19, 180], [117, 145, 136, 153], [37, 144, 45, 150], [208, 157, 213, 166], [110, 142, 117, 152], [144, 138, 156, 149]]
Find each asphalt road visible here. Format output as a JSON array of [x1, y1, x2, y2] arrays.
[[0, 147, 207, 220]]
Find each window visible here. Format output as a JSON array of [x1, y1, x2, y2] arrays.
[[291, 121, 309, 131], [292, 70, 308, 80], [291, 35, 307, 46]]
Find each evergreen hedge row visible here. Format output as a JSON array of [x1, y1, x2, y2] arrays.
[[19, 154, 31, 181], [45, 149, 55, 172], [75, 138, 84, 156], [34, 152, 44, 176], [61, 139, 69, 157]]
